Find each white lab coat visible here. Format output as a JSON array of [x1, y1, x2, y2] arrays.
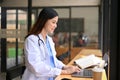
[[22, 34, 65, 80]]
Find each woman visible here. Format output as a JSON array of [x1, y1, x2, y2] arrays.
[[22, 8, 80, 80]]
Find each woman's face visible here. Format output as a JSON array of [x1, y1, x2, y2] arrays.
[[44, 16, 58, 34]]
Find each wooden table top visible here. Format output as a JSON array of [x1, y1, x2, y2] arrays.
[[55, 49, 107, 80]]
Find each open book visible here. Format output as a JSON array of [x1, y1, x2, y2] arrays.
[[74, 54, 103, 69]]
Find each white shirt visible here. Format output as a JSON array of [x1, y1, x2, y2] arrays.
[[22, 34, 65, 80]]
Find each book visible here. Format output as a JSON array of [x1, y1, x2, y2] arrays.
[[74, 54, 103, 69]]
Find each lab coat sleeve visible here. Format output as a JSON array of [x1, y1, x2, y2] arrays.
[[54, 56, 65, 69], [24, 35, 62, 77]]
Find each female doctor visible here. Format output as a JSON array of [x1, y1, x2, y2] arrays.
[[22, 8, 80, 80]]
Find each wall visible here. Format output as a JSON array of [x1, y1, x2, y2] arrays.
[[1, 0, 100, 7]]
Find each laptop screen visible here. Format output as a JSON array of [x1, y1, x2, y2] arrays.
[[102, 53, 109, 67]]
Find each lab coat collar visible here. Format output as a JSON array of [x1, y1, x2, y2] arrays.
[[38, 34, 50, 44]]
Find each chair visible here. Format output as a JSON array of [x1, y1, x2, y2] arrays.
[[57, 51, 70, 61], [6, 64, 25, 80]]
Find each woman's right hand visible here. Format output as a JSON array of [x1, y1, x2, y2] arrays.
[[61, 66, 81, 75]]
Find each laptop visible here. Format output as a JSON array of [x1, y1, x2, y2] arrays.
[[102, 53, 109, 67], [71, 69, 93, 78], [71, 53, 109, 78]]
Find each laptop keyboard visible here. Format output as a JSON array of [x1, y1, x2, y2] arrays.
[[71, 69, 93, 78], [83, 69, 93, 76]]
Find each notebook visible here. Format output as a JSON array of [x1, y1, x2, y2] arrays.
[[74, 54, 101, 69], [71, 69, 93, 78]]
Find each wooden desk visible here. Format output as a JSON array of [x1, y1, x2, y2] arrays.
[[55, 49, 107, 80]]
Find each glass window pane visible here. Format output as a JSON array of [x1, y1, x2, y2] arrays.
[[53, 8, 70, 48], [71, 7, 99, 49], [6, 9, 27, 68]]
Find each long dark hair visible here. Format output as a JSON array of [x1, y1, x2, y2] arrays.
[[25, 8, 58, 38]]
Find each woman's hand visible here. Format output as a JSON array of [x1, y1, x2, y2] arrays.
[[61, 65, 81, 75]]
